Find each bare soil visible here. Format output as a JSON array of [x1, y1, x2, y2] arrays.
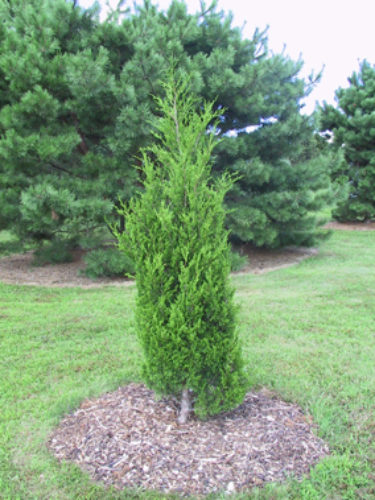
[[325, 221, 375, 231], [0, 221, 373, 288], [0, 246, 317, 288], [0, 250, 131, 288], [48, 383, 329, 497]]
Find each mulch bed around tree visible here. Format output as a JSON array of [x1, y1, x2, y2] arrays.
[[48, 383, 329, 497], [1, 222, 373, 288], [0, 246, 317, 288], [0, 222, 373, 289], [324, 221, 375, 231], [0, 250, 130, 288]]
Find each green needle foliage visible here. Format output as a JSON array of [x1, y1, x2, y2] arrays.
[[320, 60, 375, 221], [0, 0, 338, 264], [116, 74, 246, 420]]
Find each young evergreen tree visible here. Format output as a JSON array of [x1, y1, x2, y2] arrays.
[[116, 74, 246, 422], [320, 60, 375, 221]]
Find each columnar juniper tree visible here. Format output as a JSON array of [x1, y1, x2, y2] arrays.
[[116, 75, 246, 423]]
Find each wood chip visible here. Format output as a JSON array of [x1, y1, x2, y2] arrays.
[[48, 383, 329, 497]]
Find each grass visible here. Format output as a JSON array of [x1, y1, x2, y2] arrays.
[[1, 230, 375, 499]]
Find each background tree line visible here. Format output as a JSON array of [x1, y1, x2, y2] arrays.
[[0, 0, 372, 276]]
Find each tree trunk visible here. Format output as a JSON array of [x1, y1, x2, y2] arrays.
[[177, 388, 192, 424]]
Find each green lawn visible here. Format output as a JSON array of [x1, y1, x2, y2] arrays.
[[1, 230, 375, 499]]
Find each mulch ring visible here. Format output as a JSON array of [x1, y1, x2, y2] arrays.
[[232, 244, 318, 275], [324, 221, 375, 231], [0, 246, 317, 288], [0, 250, 131, 288], [48, 383, 329, 497]]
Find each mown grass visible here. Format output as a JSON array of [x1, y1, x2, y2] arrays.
[[1, 230, 375, 499]]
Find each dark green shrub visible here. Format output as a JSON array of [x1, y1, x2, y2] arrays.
[[229, 250, 248, 272], [116, 74, 246, 422], [83, 247, 135, 279], [0, 231, 26, 257], [32, 239, 74, 266]]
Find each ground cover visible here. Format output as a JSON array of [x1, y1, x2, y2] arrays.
[[1, 230, 375, 499], [0, 245, 315, 288]]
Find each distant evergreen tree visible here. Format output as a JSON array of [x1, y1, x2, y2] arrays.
[[116, 73, 246, 421], [111, 0, 337, 248], [0, 0, 337, 263], [320, 60, 375, 221], [0, 0, 118, 252]]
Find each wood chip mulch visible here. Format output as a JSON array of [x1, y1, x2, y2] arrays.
[[324, 221, 375, 231], [0, 247, 316, 288], [0, 250, 131, 288], [0, 222, 373, 289], [48, 383, 329, 497]]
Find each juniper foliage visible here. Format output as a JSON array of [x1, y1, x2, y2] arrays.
[[116, 75, 246, 420]]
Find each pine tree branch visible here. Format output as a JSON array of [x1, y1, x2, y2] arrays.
[[199, 0, 217, 18], [47, 161, 87, 180], [70, 112, 89, 155], [50, 224, 103, 236], [140, 61, 156, 95]]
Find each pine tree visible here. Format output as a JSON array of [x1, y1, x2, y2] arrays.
[[320, 60, 375, 221], [0, 0, 337, 263], [0, 0, 118, 253], [112, 0, 337, 248], [116, 73, 246, 422]]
